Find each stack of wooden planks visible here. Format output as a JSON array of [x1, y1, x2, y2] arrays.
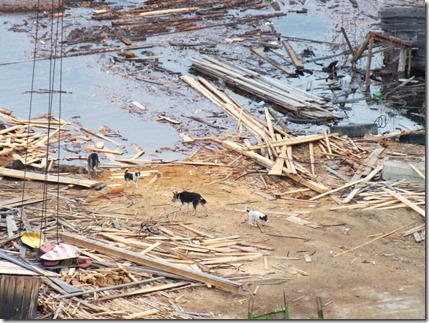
[[187, 56, 340, 121]]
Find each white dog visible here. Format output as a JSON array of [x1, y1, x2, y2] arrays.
[[246, 209, 269, 227]]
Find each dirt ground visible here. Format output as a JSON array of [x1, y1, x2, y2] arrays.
[[0, 135, 425, 319], [46, 141, 424, 320]]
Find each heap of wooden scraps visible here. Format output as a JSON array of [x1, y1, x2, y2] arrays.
[[180, 75, 425, 225]]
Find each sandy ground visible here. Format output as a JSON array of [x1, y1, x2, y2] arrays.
[[0, 136, 425, 319], [65, 143, 424, 319]]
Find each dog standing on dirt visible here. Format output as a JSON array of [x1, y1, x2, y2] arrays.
[[246, 208, 269, 227], [172, 191, 207, 215], [124, 169, 141, 188], [87, 152, 100, 174]]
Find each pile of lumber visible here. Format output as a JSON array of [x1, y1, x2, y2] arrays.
[[179, 75, 426, 223], [0, 188, 273, 319], [181, 74, 358, 194], [0, 109, 70, 169], [188, 56, 340, 121]]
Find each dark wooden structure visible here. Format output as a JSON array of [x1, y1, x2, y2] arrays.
[[0, 260, 41, 319], [379, 6, 426, 72], [351, 31, 413, 85]]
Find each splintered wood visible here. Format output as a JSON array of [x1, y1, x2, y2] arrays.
[[180, 75, 425, 217], [0, 193, 271, 319]]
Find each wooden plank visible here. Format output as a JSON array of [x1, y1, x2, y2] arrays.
[[281, 40, 304, 69], [55, 276, 165, 300], [247, 133, 338, 150], [408, 163, 425, 180], [310, 164, 383, 200], [268, 154, 285, 176], [309, 142, 315, 176], [383, 188, 425, 218], [219, 140, 329, 193], [250, 47, 295, 75], [59, 232, 242, 293], [342, 147, 385, 203], [333, 222, 413, 257], [93, 282, 190, 302], [0, 167, 103, 188]]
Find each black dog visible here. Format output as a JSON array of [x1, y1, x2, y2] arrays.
[[87, 152, 100, 173], [124, 169, 141, 188], [172, 191, 207, 215]]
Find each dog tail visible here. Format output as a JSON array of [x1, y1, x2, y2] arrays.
[[200, 198, 207, 205]]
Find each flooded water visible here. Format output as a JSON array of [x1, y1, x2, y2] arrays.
[[0, 3, 424, 167]]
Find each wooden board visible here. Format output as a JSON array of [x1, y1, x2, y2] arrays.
[[59, 232, 242, 294], [0, 167, 103, 188]]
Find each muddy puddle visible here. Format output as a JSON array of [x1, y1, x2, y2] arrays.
[[0, 1, 424, 167]]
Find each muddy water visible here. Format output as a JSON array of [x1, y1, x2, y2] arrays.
[[0, 14, 189, 165], [0, 5, 423, 167]]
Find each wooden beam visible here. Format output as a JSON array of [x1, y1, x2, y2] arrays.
[[0, 167, 103, 188], [246, 133, 339, 150], [281, 40, 304, 70], [383, 188, 425, 218], [250, 47, 295, 75], [219, 140, 329, 193], [59, 232, 242, 294]]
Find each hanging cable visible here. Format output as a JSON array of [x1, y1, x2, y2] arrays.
[[54, 0, 65, 244], [39, 0, 65, 245], [20, 0, 42, 239]]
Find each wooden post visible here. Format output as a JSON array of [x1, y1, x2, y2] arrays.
[[340, 27, 355, 56], [407, 47, 412, 76], [365, 35, 374, 85], [398, 48, 407, 73]]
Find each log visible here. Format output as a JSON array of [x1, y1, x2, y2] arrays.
[[59, 232, 242, 294]]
